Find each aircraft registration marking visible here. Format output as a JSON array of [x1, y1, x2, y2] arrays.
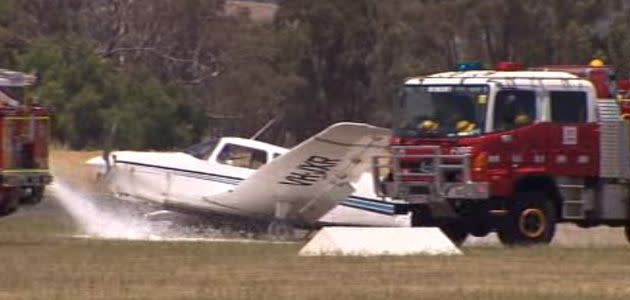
[[278, 155, 341, 186]]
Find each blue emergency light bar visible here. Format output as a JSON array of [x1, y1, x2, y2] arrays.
[[455, 62, 483, 71]]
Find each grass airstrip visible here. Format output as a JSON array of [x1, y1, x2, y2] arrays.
[[0, 150, 627, 299]]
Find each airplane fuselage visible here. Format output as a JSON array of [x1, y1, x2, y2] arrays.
[[87, 135, 410, 229]]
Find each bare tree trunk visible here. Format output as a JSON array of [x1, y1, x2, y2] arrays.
[[483, 24, 495, 64]]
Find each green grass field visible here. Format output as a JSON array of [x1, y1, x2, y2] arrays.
[[1, 198, 630, 300], [0, 151, 627, 299]]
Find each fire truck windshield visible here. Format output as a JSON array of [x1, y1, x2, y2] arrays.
[[0, 86, 24, 104], [394, 85, 489, 138]]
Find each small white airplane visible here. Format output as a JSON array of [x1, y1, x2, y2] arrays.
[[86, 122, 410, 238]]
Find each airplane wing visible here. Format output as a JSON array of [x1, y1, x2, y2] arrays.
[[195, 122, 391, 225]]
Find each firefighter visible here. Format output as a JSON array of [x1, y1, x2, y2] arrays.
[[514, 113, 532, 126], [589, 58, 604, 67], [456, 120, 476, 133], [497, 93, 533, 129], [418, 119, 439, 132]]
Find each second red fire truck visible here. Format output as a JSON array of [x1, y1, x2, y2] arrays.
[[0, 69, 52, 216], [373, 60, 630, 245]]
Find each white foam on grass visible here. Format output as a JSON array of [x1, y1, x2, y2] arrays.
[[50, 182, 156, 239], [49, 181, 292, 243], [69, 234, 296, 244]]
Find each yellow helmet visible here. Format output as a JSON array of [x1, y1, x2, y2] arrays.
[[456, 120, 475, 132], [589, 59, 604, 67], [514, 114, 531, 126], [419, 120, 438, 131]]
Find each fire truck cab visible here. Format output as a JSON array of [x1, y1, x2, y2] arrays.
[[373, 62, 630, 246], [0, 69, 52, 216]]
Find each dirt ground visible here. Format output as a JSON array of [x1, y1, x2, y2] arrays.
[[0, 150, 627, 299]]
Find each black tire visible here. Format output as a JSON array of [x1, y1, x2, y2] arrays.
[[0, 206, 17, 217], [439, 222, 468, 247], [20, 186, 45, 205], [0, 192, 19, 217], [497, 191, 556, 246], [625, 223, 630, 244], [469, 223, 492, 238]]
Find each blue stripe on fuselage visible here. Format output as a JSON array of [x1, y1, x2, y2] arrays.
[[116, 160, 243, 185]]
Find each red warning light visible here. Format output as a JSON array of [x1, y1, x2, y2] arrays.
[[495, 61, 524, 71]]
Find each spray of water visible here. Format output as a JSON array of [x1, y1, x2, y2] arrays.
[[49, 182, 159, 240], [48, 181, 254, 242]]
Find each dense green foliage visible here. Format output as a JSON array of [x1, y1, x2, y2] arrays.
[[1, 0, 630, 149], [18, 38, 196, 149]]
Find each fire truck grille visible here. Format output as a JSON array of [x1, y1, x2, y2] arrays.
[[409, 186, 430, 194], [400, 161, 463, 183]]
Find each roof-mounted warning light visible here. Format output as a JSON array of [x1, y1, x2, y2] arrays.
[[495, 61, 524, 71], [455, 62, 483, 71]]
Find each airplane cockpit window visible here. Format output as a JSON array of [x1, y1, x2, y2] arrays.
[[217, 144, 267, 170], [182, 139, 218, 160]]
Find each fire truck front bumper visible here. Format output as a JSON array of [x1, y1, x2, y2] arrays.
[[0, 170, 53, 187], [442, 182, 490, 200], [387, 181, 490, 203]]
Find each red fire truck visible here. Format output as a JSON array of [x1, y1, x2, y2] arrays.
[[373, 60, 630, 246], [0, 69, 52, 216]]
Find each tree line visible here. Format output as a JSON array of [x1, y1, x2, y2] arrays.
[[1, 0, 630, 149]]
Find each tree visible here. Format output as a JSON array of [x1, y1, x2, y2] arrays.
[[608, 10, 630, 77], [18, 37, 202, 149], [0, 0, 628, 150], [274, 0, 410, 140]]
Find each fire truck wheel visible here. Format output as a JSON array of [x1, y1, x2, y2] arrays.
[[497, 191, 556, 246], [0, 193, 19, 217], [21, 186, 45, 205], [439, 222, 468, 247]]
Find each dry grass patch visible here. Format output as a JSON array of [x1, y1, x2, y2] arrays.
[[0, 215, 629, 300], [19, 149, 628, 299]]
